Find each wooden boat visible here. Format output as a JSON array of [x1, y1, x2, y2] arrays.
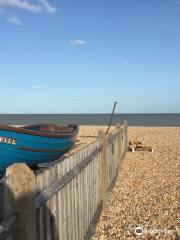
[[0, 123, 79, 173]]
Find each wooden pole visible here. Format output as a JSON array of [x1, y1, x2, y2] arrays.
[[106, 101, 117, 134], [5, 163, 36, 240], [98, 131, 108, 210], [124, 120, 128, 152], [116, 123, 121, 167]]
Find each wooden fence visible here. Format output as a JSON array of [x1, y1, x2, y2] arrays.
[[0, 121, 128, 240]]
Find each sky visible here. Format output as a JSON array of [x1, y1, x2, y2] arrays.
[[0, 0, 179, 114]]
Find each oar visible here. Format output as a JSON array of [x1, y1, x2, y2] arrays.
[[106, 101, 117, 134]]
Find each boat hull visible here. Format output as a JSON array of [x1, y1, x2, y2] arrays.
[[0, 126, 78, 173]]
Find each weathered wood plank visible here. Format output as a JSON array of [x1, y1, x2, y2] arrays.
[[74, 155, 78, 240], [36, 173, 44, 240], [92, 147, 95, 217], [62, 159, 68, 240], [124, 120, 128, 152], [84, 201, 103, 240], [82, 150, 86, 238], [83, 148, 88, 237], [78, 151, 83, 239], [36, 147, 101, 209], [49, 165, 59, 239], [0, 177, 4, 221], [98, 131, 108, 210], [57, 161, 64, 240], [43, 169, 51, 240], [71, 156, 76, 240], [6, 163, 36, 240], [1, 174, 13, 240], [0, 214, 17, 240]]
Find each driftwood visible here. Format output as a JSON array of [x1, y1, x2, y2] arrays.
[[128, 140, 153, 153]]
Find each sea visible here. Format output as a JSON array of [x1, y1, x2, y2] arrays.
[[0, 114, 179, 126]]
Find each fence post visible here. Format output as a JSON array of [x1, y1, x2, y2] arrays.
[[124, 120, 128, 151], [116, 123, 121, 164], [98, 131, 108, 210], [5, 163, 36, 240]]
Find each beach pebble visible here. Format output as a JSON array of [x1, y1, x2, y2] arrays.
[[91, 127, 179, 240]]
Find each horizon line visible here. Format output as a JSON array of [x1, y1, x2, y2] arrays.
[[0, 113, 179, 115]]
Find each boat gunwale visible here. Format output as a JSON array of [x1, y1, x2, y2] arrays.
[[0, 123, 79, 138], [17, 146, 70, 153]]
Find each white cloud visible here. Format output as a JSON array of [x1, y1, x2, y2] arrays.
[[7, 14, 22, 24], [30, 86, 48, 91], [69, 39, 86, 46], [39, 0, 56, 13], [0, 0, 57, 13]]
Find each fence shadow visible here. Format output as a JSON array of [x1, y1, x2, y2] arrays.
[[0, 164, 57, 240]]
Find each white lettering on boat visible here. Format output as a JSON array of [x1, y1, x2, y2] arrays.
[[0, 136, 16, 145]]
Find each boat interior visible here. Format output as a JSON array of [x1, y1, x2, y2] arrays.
[[21, 124, 76, 133]]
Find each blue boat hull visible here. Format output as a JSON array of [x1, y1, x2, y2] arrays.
[[0, 124, 78, 173]]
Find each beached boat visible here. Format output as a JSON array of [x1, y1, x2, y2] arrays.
[[0, 123, 79, 173]]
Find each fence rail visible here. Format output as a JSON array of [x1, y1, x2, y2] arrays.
[[0, 121, 128, 240], [0, 214, 17, 240], [36, 147, 101, 209]]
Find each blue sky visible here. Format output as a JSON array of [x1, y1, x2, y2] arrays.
[[0, 0, 179, 113]]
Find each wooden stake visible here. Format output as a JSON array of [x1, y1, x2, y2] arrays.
[[106, 101, 117, 134]]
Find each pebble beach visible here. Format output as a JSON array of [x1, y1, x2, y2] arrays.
[[65, 126, 115, 156], [8, 125, 179, 239], [72, 126, 179, 240]]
